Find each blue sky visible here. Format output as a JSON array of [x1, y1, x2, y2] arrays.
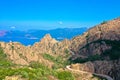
[[0, 0, 120, 30]]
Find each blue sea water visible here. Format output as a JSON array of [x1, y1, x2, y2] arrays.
[[0, 37, 40, 46]]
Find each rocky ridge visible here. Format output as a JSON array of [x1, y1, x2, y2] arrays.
[[0, 34, 71, 68]]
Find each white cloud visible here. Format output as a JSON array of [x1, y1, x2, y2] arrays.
[[10, 26, 16, 29], [58, 21, 63, 25]]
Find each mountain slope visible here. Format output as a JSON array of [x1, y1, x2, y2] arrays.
[[70, 18, 120, 80]]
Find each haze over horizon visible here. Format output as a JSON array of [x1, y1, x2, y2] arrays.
[[0, 0, 120, 30]]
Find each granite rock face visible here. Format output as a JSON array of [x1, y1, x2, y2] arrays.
[[70, 18, 120, 80], [70, 62, 95, 73], [70, 18, 120, 57], [93, 60, 120, 80]]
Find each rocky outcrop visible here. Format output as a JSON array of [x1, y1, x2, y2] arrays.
[[70, 18, 120, 57], [0, 34, 71, 67], [72, 60, 120, 80], [33, 34, 70, 56], [0, 41, 54, 67], [70, 62, 94, 73], [93, 60, 120, 80]]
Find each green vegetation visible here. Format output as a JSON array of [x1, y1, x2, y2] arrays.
[[43, 53, 70, 69], [0, 48, 7, 58], [43, 53, 55, 62], [102, 40, 120, 60], [79, 39, 120, 61], [0, 67, 51, 80], [71, 54, 102, 63], [64, 49, 71, 58], [0, 48, 74, 80], [56, 71, 74, 80], [29, 61, 50, 70], [64, 49, 69, 54], [0, 61, 75, 80], [0, 47, 103, 80], [101, 21, 107, 25], [93, 74, 107, 80], [0, 47, 13, 68]]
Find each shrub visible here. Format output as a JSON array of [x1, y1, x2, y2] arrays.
[[64, 49, 69, 54], [29, 61, 49, 70], [0, 47, 13, 67], [56, 71, 74, 80], [88, 54, 102, 61], [20, 71, 29, 78], [101, 21, 107, 25], [0, 48, 7, 59], [71, 54, 102, 63], [43, 53, 55, 62], [43, 53, 70, 69], [102, 40, 120, 60]]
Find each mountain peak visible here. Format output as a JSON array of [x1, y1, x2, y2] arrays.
[[43, 34, 52, 39], [40, 34, 58, 44]]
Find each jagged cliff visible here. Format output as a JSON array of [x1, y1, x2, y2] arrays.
[[0, 34, 71, 68], [32, 34, 70, 57]]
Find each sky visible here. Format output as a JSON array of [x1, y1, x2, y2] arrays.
[[0, 0, 120, 30]]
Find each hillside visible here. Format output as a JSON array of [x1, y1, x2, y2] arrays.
[[70, 18, 120, 80]]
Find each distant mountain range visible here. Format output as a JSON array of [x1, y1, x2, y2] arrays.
[[0, 28, 87, 45]]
